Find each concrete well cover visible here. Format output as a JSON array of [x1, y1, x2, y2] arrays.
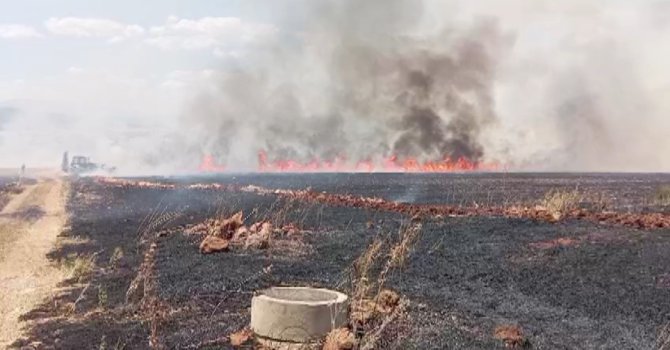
[[251, 287, 349, 343]]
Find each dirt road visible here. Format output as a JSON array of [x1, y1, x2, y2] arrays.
[[0, 178, 68, 347]]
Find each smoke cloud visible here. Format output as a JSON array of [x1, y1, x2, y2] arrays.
[[0, 107, 17, 132], [182, 0, 510, 170], [176, 0, 670, 172], [2, 0, 670, 173]]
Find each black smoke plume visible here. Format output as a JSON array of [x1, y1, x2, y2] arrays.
[[184, 0, 509, 169]]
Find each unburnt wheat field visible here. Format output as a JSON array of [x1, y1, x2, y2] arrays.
[[10, 173, 670, 349]]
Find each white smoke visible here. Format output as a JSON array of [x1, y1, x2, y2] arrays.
[[176, 0, 670, 172], [471, 0, 670, 171], [1, 0, 669, 173]]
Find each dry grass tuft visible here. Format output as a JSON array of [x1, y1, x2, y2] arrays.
[[64, 254, 96, 282], [323, 328, 358, 350], [352, 239, 383, 300], [540, 189, 582, 220], [98, 284, 109, 308], [351, 289, 401, 326], [109, 246, 124, 268], [494, 324, 528, 348], [655, 186, 670, 206], [351, 299, 378, 326], [346, 222, 421, 348], [389, 224, 422, 268], [375, 289, 400, 314], [228, 327, 253, 347], [584, 191, 612, 211], [360, 299, 409, 350]]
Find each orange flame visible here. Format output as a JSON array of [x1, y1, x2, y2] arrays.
[[198, 154, 226, 173], [199, 151, 500, 173], [256, 150, 499, 173]]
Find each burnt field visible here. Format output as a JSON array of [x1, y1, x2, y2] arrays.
[[168, 173, 670, 211], [12, 173, 670, 349]]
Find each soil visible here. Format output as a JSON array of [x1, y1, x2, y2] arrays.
[[0, 177, 68, 348], [8, 174, 670, 349]]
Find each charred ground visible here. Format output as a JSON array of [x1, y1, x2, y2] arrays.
[[170, 173, 670, 211], [11, 173, 670, 349]]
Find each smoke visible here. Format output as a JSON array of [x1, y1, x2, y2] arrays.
[[181, 0, 510, 170], [0, 107, 17, 145], [475, 0, 670, 172], [2, 0, 669, 172], [172, 0, 670, 172], [546, 44, 669, 172]]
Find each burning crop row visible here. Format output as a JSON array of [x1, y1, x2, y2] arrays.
[[93, 177, 670, 230], [198, 151, 502, 173], [94, 177, 178, 190]]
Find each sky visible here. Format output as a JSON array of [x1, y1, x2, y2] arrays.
[[1, 0, 669, 173], [0, 0, 287, 170]]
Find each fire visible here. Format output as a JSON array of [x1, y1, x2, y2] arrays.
[[256, 150, 499, 173], [199, 151, 500, 173], [199, 155, 226, 173]]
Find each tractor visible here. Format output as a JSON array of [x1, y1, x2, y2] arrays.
[[62, 152, 116, 175]]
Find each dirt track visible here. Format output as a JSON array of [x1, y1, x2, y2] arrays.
[[0, 178, 68, 347]]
